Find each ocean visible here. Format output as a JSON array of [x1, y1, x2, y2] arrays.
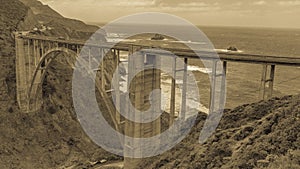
[[200, 26, 300, 57], [101, 24, 300, 57]]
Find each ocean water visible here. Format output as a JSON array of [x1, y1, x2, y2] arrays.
[[200, 26, 300, 57], [102, 24, 300, 57]]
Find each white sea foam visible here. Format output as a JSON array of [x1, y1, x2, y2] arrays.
[[215, 48, 244, 53], [188, 65, 212, 74], [169, 40, 206, 45]]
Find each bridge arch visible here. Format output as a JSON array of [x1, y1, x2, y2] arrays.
[[27, 46, 120, 132], [28, 47, 80, 111]]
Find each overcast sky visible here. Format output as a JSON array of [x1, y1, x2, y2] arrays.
[[40, 0, 300, 28]]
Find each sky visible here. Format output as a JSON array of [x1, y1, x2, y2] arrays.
[[40, 0, 300, 28]]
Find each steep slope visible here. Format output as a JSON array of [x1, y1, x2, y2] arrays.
[[19, 0, 96, 29], [139, 95, 300, 169], [19, 0, 103, 39], [19, 0, 63, 18], [0, 0, 29, 102]]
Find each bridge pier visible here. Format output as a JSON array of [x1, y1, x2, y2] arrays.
[[169, 57, 176, 126], [260, 64, 276, 100], [180, 58, 188, 120], [16, 37, 42, 112], [209, 60, 227, 114], [124, 47, 161, 168], [114, 49, 121, 125]]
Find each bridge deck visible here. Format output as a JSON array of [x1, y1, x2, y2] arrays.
[[18, 34, 300, 66]]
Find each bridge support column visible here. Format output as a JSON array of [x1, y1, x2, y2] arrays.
[[169, 57, 176, 126], [124, 47, 161, 169], [114, 50, 121, 125], [180, 58, 188, 120], [220, 61, 227, 106], [209, 60, 227, 114], [16, 36, 27, 111], [15, 36, 44, 113], [100, 48, 106, 90], [260, 64, 276, 100], [16, 36, 42, 112], [209, 60, 217, 113]]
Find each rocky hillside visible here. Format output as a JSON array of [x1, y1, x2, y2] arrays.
[[19, 0, 104, 39], [19, 0, 63, 18], [139, 95, 300, 169], [0, 0, 29, 103]]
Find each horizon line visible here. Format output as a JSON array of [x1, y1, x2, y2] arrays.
[[84, 21, 300, 30]]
